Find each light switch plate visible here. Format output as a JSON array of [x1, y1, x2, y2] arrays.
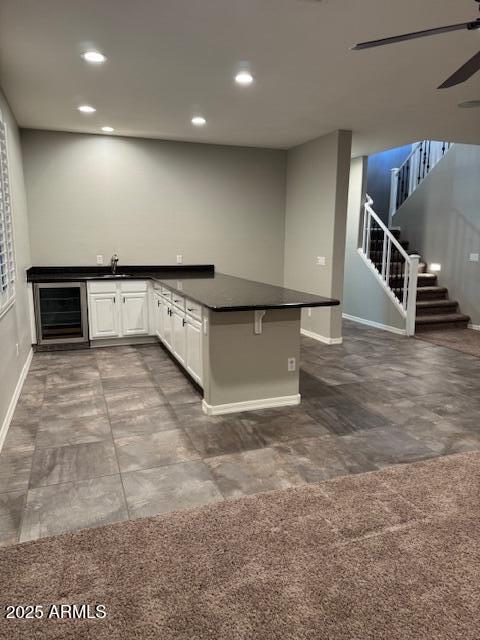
[[469, 253, 479, 263], [96, 255, 104, 265], [316, 256, 326, 266]]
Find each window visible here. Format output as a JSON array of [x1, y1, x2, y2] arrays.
[[0, 113, 16, 316]]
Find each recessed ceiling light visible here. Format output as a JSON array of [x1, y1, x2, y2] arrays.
[[235, 71, 254, 86], [101, 126, 114, 133], [191, 116, 206, 126], [78, 105, 96, 113], [458, 100, 480, 109], [82, 51, 106, 64]]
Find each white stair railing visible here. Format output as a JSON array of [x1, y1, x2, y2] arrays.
[[389, 140, 452, 224], [360, 195, 420, 336]]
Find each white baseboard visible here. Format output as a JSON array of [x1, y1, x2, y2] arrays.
[[202, 394, 301, 416], [300, 328, 343, 345], [342, 313, 407, 336], [468, 323, 480, 332], [0, 348, 33, 453], [90, 336, 157, 348]]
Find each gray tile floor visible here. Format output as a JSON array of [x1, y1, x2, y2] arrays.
[[2, 319, 480, 546]]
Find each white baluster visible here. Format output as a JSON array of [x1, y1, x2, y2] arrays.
[[385, 237, 391, 287], [381, 232, 387, 279], [365, 208, 371, 259]]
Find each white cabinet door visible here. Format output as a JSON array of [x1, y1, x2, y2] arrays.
[[89, 293, 119, 339], [154, 293, 163, 339], [121, 292, 149, 336], [172, 307, 186, 365], [161, 298, 173, 350], [186, 318, 202, 385]]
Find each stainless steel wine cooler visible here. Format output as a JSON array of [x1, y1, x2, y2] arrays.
[[33, 282, 89, 347]]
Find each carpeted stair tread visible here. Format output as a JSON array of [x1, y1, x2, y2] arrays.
[[416, 299, 459, 313], [416, 312, 470, 326], [417, 286, 448, 300], [417, 273, 437, 286]]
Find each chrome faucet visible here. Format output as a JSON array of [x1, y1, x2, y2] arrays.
[[110, 253, 119, 275]]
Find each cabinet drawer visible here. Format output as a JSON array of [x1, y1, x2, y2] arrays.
[[88, 280, 117, 294], [120, 279, 148, 293], [172, 293, 185, 310], [185, 298, 202, 321]]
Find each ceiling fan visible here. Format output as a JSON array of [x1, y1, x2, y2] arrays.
[[352, 0, 480, 89]]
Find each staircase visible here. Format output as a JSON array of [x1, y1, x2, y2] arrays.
[[389, 140, 452, 224], [378, 229, 470, 331], [360, 196, 470, 335]]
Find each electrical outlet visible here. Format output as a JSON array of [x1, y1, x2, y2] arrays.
[[469, 253, 479, 263], [316, 256, 326, 266], [176, 254, 183, 264], [307, 308, 312, 317], [287, 357, 296, 372], [96, 255, 104, 265]]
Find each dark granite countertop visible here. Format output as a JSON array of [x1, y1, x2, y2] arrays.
[[26, 265, 214, 282], [154, 272, 339, 312], [26, 265, 339, 312]]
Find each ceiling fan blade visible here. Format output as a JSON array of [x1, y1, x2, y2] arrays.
[[352, 21, 471, 50], [438, 50, 480, 88]]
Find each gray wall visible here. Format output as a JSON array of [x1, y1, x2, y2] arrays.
[[394, 143, 480, 327], [204, 308, 301, 407], [0, 89, 32, 441], [284, 130, 352, 341], [367, 144, 412, 224], [343, 157, 406, 332], [21, 130, 287, 285]]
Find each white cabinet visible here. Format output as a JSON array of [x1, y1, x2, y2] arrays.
[[89, 292, 119, 339], [87, 279, 204, 387], [161, 296, 173, 350], [155, 286, 203, 386], [153, 292, 163, 340], [88, 280, 149, 340], [172, 306, 186, 365], [185, 317, 202, 385], [121, 292, 149, 336]]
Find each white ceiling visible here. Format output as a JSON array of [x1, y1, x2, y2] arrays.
[[1, 0, 479, 155]]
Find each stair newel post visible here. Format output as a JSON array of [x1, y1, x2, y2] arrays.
[[406, 254, 421, 337], [389, 168, 398, 226]]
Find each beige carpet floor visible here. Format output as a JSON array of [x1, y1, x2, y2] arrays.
[[1, 451, 480, 639], [416, 327, 480, 358]]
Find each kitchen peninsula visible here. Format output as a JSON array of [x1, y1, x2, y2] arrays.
[[27, 265, 339, 414]]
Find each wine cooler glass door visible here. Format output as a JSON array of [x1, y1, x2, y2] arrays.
[[34, 282, 88, 345]]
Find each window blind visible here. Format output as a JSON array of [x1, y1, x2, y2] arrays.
[[0, 114, 16, 315]]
